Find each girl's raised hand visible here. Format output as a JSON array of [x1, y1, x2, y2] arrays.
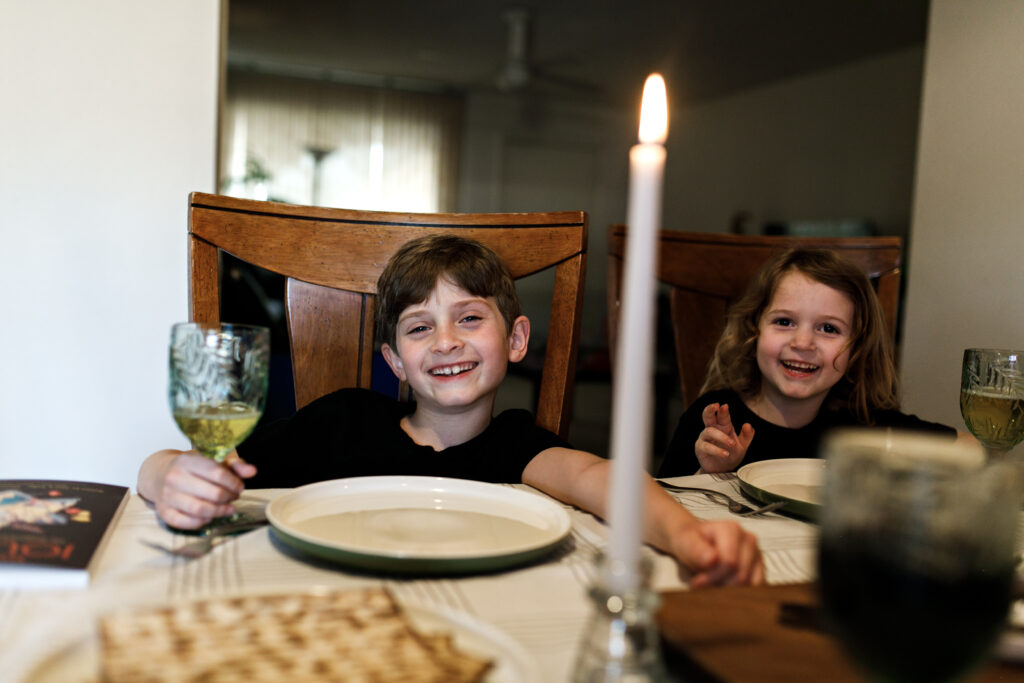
[[695, 402, 755, 473]]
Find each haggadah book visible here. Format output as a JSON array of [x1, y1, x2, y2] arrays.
[[0, 480, 129, 590]]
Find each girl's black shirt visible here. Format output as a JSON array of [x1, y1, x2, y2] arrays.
[[657, 388, 956, 477]]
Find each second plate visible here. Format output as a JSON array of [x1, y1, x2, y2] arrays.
[[737, 458, 825, 521]]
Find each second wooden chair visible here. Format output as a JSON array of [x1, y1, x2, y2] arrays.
[[606, 226, 903, 439]]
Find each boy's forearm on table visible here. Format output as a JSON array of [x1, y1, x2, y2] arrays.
[[525, 448, 699, 556], [524, 447, 608, 518]]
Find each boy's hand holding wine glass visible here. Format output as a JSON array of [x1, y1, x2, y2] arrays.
[[151, 322, 269, 531]]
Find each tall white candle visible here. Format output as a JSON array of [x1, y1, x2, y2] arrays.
[[606, 74, 668, 594]]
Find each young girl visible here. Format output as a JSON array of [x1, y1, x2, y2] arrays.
[[657, 248, 956, 476]]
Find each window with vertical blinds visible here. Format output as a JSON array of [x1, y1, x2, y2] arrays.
[[220, 71, 462, 211]]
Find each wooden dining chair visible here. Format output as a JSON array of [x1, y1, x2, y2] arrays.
[[606, 226, 903, 416], [187, 192, 588, 440]]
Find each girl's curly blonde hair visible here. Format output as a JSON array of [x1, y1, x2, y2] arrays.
[[701, 248, 899, 423]]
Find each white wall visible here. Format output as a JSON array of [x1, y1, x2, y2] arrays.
[[0, 0, 221, 487], [668, 47, 925, 238], [901, 0, 1024, 435]]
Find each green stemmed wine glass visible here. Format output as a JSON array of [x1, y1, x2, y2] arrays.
[[961, 348, 1024, 457], [169, 322, 270, 464]]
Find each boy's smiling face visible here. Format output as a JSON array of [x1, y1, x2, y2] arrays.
[[381, 277, 528, 414]]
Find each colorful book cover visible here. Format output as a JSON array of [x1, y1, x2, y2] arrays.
[[0, 480, 129, 590]]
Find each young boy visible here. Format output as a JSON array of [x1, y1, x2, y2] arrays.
[[138, 235, 763, 587]]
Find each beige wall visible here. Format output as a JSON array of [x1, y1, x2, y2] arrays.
[[668, 48, 925, 238], [0, 0, 222, 486], [901, 0, 1024, 436]]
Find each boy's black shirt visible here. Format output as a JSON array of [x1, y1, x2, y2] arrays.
[[238, 388, 569, 487], [657, 388, 956, 477]]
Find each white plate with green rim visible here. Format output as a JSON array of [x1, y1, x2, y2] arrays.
[[737, 458, 825, 521], [266, 476, 572, 574]]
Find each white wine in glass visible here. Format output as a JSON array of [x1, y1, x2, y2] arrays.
[[169, 322, 270, 463], [961, 348, 1024, 456], [172, 403, 263, 462]]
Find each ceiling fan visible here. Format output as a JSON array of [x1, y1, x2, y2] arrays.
[[492, 7, 599, 97]]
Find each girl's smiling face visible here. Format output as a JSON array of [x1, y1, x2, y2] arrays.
[[381, 277, 527, 414], [755, 270, 854, 421]]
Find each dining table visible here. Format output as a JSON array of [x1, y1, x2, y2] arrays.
[[3, 470, 1024, 682]]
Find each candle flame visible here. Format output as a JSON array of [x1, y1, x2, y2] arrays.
[[638, 73, 668, 144]]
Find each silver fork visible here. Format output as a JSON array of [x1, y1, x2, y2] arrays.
[[142, 517, 269, 559], [656, 481, 785, 517]]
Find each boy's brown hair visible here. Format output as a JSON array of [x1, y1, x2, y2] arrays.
[[375, 234, 522, 348], [702, 248, 899, 422]]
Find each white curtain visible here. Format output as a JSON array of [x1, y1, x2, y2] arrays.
[[220, 71, 461, 212]]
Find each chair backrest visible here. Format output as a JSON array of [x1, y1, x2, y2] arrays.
[[188, 192, 588, 440], [606, 226, 903, 410]]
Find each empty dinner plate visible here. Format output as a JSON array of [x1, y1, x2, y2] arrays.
[[737, 458, 825, 521], [266, 476, 572, 574]]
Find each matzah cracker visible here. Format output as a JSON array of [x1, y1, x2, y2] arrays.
[[99, 587, 492, 682]]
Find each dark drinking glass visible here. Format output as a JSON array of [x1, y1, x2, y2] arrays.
[[818, 429, 1019, 682]]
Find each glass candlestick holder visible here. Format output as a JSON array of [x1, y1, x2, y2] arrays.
[[572, 554, 667, 682]]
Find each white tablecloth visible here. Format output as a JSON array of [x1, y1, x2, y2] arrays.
[[0, 473, 818, 682]]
